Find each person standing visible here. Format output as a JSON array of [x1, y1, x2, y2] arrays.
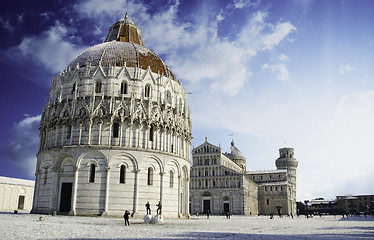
[[124, 210, 130, 226], [145, 201, 151, 215], [156, 201, 162, 215]]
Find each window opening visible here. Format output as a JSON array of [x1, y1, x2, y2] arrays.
[[89, 164, 96, 183], [113, 122, 119, 138], [95, 81, 102, 93], [121, 81, 127, 94], [169, 171, 174, 188], [120, 165, 126, 184], [147, 167, 153, 185]]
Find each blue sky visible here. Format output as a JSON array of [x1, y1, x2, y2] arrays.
[[1, 0, 373, 201]]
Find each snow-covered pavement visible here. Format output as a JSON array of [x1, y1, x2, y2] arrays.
[[1, 213, 373, 239]]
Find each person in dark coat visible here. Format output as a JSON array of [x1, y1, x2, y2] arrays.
[[124, 210, 130, 226], [145, 201, 151, 215], [156, 201, 162, 215]]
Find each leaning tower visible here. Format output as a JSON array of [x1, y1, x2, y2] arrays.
[[31, 14, 192, 218], [276, 148, 298, 215]]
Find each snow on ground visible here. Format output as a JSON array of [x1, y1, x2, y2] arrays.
[[1, 213, 373, 239]]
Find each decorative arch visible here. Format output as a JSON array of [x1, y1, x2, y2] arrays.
[[165, 159, 181, 176], [110, 152, 138, 171], [141, 156, 163, 173], [76, 150, 108, 169]]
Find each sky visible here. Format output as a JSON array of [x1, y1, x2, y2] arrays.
[[0, 0, 373, 202]]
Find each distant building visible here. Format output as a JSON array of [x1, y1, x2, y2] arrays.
[[336, 195, 374, 214], [300, 198, 339, 215], [190, 138, 298, 216], [0, 176, 34, 213]]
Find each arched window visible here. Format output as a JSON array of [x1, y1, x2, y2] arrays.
[[95, 81, 102, 93], [89, 164, 96, 183], [169, 170, 174, 188], [149, 125, 154, 141], [113, 122, 119, 138], [179, 98, 183, 112], [66, 125, 71, 139], [71, 83, 76, 95], [145, 84, 151, 98], [166, 90, 171, 104], [147, 167, 153, 185], [120, 165, 126, 184], [120, 81, 127, 94], [43, 167, 48, 184]]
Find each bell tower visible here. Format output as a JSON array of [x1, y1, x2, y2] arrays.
[[276, 147, 298, 215]]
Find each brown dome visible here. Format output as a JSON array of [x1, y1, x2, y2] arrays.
[[67, 14, 176, 80]]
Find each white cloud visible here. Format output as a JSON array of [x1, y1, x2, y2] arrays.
[[216, 13, 224, 22], [16, 21, 86, 73], [339, 64, 354, 74], [230, 0, 261, 9], [262, 22, 297, 50], [73, 0, 147, 20], [69, 2, 296, 96], [279, 54, 290, 61], [0, 115, 41, 178], [262, 63, 289, 81]]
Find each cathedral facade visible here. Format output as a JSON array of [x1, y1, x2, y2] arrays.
[[31, 15, 192, 218], [190, 139, 298, 216]]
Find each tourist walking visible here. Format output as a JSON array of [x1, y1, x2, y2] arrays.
[[145, 201, 151, 215], [156, 201, 162, 215], [124, 210, 130, 226]]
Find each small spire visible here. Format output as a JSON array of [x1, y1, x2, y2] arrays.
[[205, 137, 207, 142], [125, 12, 128, 19]]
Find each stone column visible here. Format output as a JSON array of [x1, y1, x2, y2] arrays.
[[31, 171, 41, 213], [102, 167, 111, 216], [70, 123, 74, 145], [61, 125, 65, 146], [119, 122, 123, 146], [133, 169, 140, 215], [136, 124, 141, 148], [178, 175, 182, 217], [145, 125, 150, 149], [69, 167, 79, 216], [185, 177, 190, 216], [128, 123, 132, 147], [108, 120, 113, 146], [78, 123, 83, 145], [160, 172, 165, 203], [97, 121, 102, 145], [54, 126, 59, 147], [88, 120, 92, 145], [50, 167, 60, 214]]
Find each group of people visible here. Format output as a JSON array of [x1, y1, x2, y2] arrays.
[[123, 201, 163, 226], [145, 201, 162, 215]]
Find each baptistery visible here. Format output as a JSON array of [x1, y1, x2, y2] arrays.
[[31, 14, 192, 218]]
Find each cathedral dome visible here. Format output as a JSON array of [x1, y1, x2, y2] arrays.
[[230, 140, 244, 159], [67, 14, 176, 80]]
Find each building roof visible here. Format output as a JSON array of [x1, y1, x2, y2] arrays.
[[67, 14, 176, 81], [0, 176, 35, 187], [246, 169, 287, 175]]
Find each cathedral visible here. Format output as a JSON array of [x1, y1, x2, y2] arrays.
[[31, 14, 192, 218], [190, 138, 298, 216]]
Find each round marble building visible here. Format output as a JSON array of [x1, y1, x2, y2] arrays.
[[31, 14, 192, 218]]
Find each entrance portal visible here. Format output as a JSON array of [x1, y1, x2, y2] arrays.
[[18, 195, 25, 210], [59, 183, 72, 212], [203, 199, 210, 214], [224, 203, 230, 213]]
